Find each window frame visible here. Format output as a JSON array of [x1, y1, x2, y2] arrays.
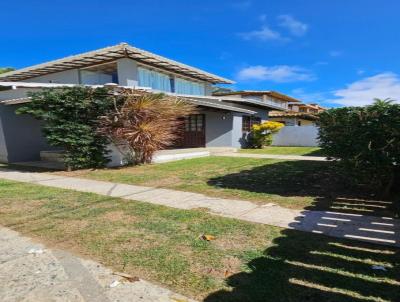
[[242, 116, 261, 132]]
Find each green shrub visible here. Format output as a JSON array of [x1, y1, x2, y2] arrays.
[[17, 87, 114, 170], [318, 99, 400, 196], [250, 121, 284, 148]]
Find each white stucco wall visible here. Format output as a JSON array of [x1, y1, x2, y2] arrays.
[[80, 70, 113, 85], [272, 126, 319, 147], [117, 58, 139, 86], [23, 69, 80, 84]]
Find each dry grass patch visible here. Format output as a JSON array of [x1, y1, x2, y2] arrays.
[[0, 179, 398, 302]]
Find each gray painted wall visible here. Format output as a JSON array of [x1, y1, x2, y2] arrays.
[[0, 88, 35, 101], [0, 104, 55, 163], [272, 126, 319, 147], [205, 111, 233, 147], [231, 113, 245, 148], [0, 113, 8, 162], [204, 106, 270, 148]]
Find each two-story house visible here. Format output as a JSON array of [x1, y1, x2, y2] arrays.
[[269, 103, 326, 126], [213, 90, 300, 129], [0, 43, 286, 164]]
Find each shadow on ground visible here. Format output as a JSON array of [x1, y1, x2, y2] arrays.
[[207, 160, 399, 217], [205, 160, 400, 301], [304, 149, 326, 156], [204, 228, 400, 302]]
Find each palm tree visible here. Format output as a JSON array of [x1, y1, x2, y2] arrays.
[[98, 90, 197, 164], [372, 98, 396, 108]]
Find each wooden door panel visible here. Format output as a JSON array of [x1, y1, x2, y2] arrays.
[[183, 114, 205, 148]]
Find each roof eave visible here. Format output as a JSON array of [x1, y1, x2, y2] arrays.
[[220, 97, 287, 111], [0, 43, 234, 85]]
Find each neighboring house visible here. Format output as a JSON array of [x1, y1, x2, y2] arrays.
[[212, 90, 299, 130], [0, 43, 286, 163], [269, 103, 326, 126], [289, 103, 326, 114]]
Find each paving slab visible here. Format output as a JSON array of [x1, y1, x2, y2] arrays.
[[0, 227, 195, 302], [0, 168, 399, 247]]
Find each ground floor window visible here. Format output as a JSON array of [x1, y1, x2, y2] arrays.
[[185, 114, 205, 132], [242, 116, 261, 132]]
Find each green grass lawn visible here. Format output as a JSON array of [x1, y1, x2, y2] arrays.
[[0, 179, 398, 302], [239, 146, 325, 156], [55, 157, 397, 217]]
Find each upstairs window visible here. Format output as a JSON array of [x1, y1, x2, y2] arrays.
[[138, 67, 172, 92], [175, 77, 205, 95]]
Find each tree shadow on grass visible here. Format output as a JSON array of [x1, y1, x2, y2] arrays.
[[204, 228, 400, 302], [205, 160, 400, 301], [304, 149, 326, 157], [207, 160, 398, 217]]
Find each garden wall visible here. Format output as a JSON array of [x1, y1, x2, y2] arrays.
[[272, 126, 319, 147]]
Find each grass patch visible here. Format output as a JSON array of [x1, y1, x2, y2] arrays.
[[239, 146, 325, 156], [0, 179, 398, 301], [54, 157, 397, 217]]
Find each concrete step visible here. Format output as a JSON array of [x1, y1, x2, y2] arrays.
[[153, 150, 210, 163], [207, 147, 238, 154], [152, 147, 237, 163]]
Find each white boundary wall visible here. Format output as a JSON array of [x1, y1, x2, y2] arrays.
[[272, 126, 319, 147]]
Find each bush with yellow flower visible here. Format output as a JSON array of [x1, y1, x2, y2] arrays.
[[250, 121, 284, 148]]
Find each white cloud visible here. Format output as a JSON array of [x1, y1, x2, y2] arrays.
[[239, 26, 287, 42], [329, 73, 400, 106], [237, 65, 316, 82], [278, 15, 308, 36], [240, 14, 308, 42]]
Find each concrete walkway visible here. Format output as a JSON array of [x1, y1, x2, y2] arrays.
[[0, 168, 399, 247], [0, 227, 195, 302], [216, 152, 329, 161]]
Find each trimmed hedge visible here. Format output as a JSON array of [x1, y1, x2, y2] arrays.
[[318, 101, 400, 196]]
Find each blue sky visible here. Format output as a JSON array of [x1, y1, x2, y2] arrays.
[[2, 0, 400, 107]]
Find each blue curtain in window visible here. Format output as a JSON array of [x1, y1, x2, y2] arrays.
[[175, 77, 205, 96], [138, 67, 172, 92]]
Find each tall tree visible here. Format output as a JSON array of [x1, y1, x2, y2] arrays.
[[0, 67, 14, 74]]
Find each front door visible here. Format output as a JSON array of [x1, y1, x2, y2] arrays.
[[183, 114, 206, 147]]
